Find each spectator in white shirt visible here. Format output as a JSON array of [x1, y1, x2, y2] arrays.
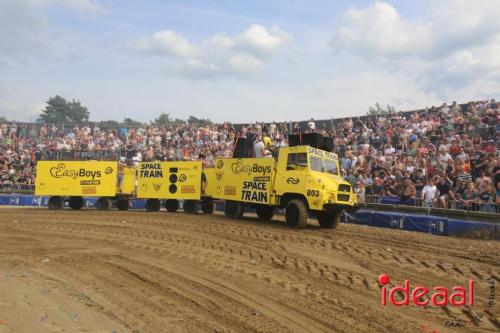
[[422, 178, 437, 207]]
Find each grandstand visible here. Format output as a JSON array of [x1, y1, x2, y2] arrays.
[[1, 99, 499, 213]]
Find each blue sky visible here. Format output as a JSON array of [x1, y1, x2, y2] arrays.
[[1, 0, 499, 123]]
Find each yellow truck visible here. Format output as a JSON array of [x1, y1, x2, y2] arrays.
[[209, 145, 357, 228]]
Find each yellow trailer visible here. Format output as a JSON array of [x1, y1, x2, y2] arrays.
[[35, 160, 126, 210], [136, 161, 205, 213]]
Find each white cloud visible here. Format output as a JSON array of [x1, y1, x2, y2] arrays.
[[236, 24, 293, 56], [332, 2, 431, 57], [229, 53, 262, 74], [131, 30, 198, 58], [331, 1, 500, 98], [130, 24, 292, 79], [203, 33, 235, 50]]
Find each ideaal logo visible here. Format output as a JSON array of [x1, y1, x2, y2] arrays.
[[50, 163, 104, 180], [216, 160, 224, 169], [287, 177, 300, 185], [378, 274, 474, 307], [231, 159, 272, 176]]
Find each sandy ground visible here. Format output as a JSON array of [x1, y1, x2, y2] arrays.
[[0, 208, 498, 333]]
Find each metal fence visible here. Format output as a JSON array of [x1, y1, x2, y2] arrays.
[[39, 150, 122, 161], [0, 184, 36, 194], [361, 195, 500, 213]]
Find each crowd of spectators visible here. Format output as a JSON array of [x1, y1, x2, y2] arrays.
[[1, 99, 499, 211]]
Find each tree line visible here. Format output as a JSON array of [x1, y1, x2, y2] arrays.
[[27, 95, 213, 128]]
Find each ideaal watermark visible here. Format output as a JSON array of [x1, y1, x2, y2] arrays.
[[443, 276, 496, 330], [377, 273, 496, 332]]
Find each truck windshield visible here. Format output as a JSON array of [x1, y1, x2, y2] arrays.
[[309, 156, 338, 175]]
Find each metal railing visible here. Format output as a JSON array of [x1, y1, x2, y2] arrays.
[[0, 184, 36, 194], [1, 184, 499, 214], [361, 195, 500, 213], [39, 149, 122, 161]]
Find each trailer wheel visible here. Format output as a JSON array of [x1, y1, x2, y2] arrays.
[[201, 198, 214, 214], [285, 199, 308, 228], [48, 196, 64, 210], [165, 199, 179, 212], [96, 197, 111, 211], [256, 205, 274, 220], [224, 200, 243, 219], [69, 196, 84, 210], [317, 211, 341, 229], [145, 199, 161, 212], [117, 199, 129, 211], [183, 200, 198, 214]]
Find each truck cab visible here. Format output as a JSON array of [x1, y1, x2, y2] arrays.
[[273, 145, 356, 228]]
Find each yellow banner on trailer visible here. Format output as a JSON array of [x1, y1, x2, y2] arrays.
[[35, 161, 118, 197], [212, 158, 275, 204], [137, 161, 201, 200]]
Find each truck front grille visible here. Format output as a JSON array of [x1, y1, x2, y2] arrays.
[[337, 194, 350, 202]]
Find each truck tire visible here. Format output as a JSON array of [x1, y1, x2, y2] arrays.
[[117, 199, 129, 211], [224, 200, 243, 219], [69, 196, 84, 210], [285, 199, 308, 228], [48, 196, 64, 210], [183, 200, 198, 214], [96, 197, 111, 211], [256, 205, 274, 220], [317, 211, 341, 229], [165, 199, 179, 212], [201, 198, 214, 214], [145, 199, 161, 212]]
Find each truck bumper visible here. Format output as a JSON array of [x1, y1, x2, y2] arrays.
[[324, 203, 360, 213]]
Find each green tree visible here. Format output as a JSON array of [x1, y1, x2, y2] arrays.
[[187, 115, 212, 126], [38, 95, 90, 123], [153, 113, 185, 126], [98, 120, 121, 129], [0, 116, 7, 122], [154, 113, 172, 126], [122, 117, 143, 128], [367, 103, 396, 116]]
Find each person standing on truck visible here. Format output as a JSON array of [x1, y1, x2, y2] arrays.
[[199, 153, 207, 194], [117, 156, 126, 192], [254, 134, 273, 158]]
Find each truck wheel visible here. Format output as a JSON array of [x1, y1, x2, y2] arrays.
[[48, 196, 64, 210], [184, 200, 198, 214], [69, 196, 84, 210], [96, 197, 111, 211], [285, 199, 308, 228], [256, 205, 274, 220], [317, 211, 341, 229], [224, 201, 243, 219], [117, 199, 129, 211], [165, 199, 179, 212], [145, 199, 161, 212], [201, 198, 214, 214]]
